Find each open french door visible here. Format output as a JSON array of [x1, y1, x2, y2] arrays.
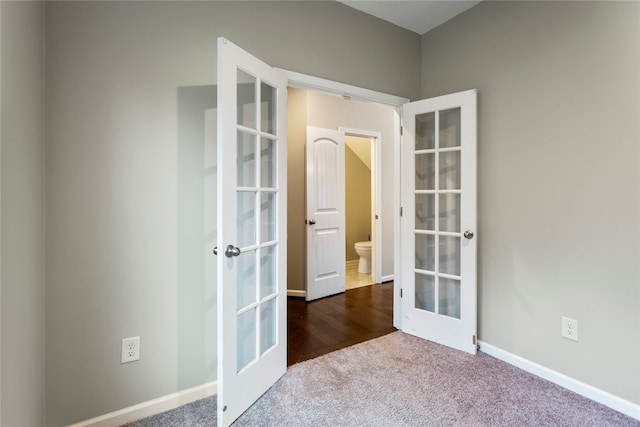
[[400, 90, 477, 354], [305, 126, 346, 301], [217, 38, 288, 426]]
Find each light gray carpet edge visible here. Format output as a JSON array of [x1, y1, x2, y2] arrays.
[[124, 331, 639, 427]]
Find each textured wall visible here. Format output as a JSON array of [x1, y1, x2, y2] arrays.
[[422, 1, 640, 404]]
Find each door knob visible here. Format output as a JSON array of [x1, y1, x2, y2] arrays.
[[308, 219, 316, 225], [213, 246, 218, 255], [224, 245, 241, 257], [463, 230, 474, 239]]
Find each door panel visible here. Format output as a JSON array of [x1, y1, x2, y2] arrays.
[[401, 90, 477, 354], [306, 126, 346, 301], [217, 38, 287, 426]]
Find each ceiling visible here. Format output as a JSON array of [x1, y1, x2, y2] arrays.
[[338, 0, 481, 35]]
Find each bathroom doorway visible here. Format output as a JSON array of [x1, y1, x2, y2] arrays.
[[343, 131, 380, 289]]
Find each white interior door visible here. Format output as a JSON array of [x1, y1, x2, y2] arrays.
[[400, 89, 477, 354], [217, 37, 288, 426], [306, 126, 346, 301]]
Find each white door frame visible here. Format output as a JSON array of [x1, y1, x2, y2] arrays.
[[339, 127, 383, 285], [277, 68, 408, 328]]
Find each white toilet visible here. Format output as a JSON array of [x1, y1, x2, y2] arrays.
[[354, 241, 372, 274]]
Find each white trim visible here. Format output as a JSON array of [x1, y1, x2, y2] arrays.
[[345, 260, 359, 266], [287, 289, 306, 298], [339, 127, 383, 285], [392, 107, 402, 329], [478, 341, 640, 421], [277, 69, 409, 107], [381, 274, 394, 283], [66, 382, 217, 427]]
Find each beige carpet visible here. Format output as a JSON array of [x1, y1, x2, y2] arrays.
[[127, 331, 639, 426]]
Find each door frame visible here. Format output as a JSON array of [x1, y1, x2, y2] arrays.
[[339, 127, 382, 285], [277, 68, 408, 328]]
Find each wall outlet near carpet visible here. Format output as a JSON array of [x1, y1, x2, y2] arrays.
[[121, 336, 140, 363], [561, 317, 578, 341]]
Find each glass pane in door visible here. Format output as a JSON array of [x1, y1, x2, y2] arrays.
[[439, 277, 461, 319], [237, 308, 256, 372], [415, 153, 435, 190], [415, 112, 435, 150], [260, 298, 276, 354], [261, 82, 276, 135], [439, 108, 461, 148], [237, 70, 256, 129], [415, 273, 435, 312], [415, 194, 435, 231], [260, 137, 276, 188], [237, 250, 256, 310], [439, 151, 461, 190], [415, 233, 435, 271]]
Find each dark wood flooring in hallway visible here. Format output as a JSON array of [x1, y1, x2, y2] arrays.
[[287, 281, 396, 366]]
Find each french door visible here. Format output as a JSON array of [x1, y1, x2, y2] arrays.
[[217, 38, 288, 426], [400, 90, 477, 354]]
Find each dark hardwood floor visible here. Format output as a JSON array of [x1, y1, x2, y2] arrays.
[[287, 282, 396, 366]]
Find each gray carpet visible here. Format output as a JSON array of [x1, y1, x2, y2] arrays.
[[125, 331, 639, 426]]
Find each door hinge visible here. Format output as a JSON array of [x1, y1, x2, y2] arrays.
[[400, 126, 403, 136], [400, 207, 403, 217], [400, 288, 403, 298], [472, 335, 477, 345], [375, 214, 379, 220]]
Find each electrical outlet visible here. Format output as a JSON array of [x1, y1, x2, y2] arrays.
[[121, 336, 140, 363], [561, 317, 578, 341]]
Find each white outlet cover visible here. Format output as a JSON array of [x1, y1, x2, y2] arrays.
[[561, 317, 578, 341], [121, 336, 140, 363]]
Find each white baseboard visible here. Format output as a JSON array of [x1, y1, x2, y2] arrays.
[[478, 341, 640, 421], [346, 260, 359, 266], [287, 289, 306, 298], [67, 381, 217, 427], [381, 274, 394, 283]]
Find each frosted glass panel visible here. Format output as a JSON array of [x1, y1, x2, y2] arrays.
[[237, 70, 256, 129], [439, 278, 461, 319], [415, 153, 435, 190], [261, 138, 276, 188], [439, 151, 461, 190], [415, 233, 435, 272], [440, 236, 460, 276], [260, 245, 276, 297], [260, 192, 276, 243], [415, 273, 435, 312], [415, 194, 435, 231], [261, 82, 276, 135], [237, 308, 256, 372], [439, 194, 460, 232], [260, 298, 277, 355], [415, 112, 435, 150], [439, 108, 461, 148], [237, 192, 256, 247], [237, 131, 255, 187], [236, 249, 256, 310]]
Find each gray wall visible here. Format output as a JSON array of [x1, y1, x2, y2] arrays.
[[44, 2, 420, 425], [422, 1, 640, 404], [0, 1, 46, 426]]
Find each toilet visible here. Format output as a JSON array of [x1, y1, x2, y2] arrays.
[[354, 241, 372, 274]]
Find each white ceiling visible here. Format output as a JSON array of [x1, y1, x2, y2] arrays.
[[338, 0, 481, 35]]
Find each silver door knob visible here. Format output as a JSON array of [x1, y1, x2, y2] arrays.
[[308, 219, 316, 225], [463, 230, 474, 239], [224, 245, 241, 257]]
